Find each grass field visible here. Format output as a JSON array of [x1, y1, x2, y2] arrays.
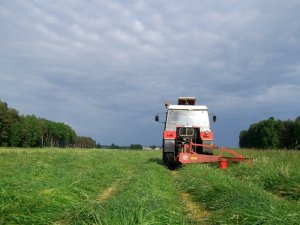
[[0, 148, 299, 224]]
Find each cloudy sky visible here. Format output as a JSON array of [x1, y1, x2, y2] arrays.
[[1, 0, 300, 147]]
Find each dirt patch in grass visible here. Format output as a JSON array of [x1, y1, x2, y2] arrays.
[[52, 220, 67, 225], [180, 192, 210, 224], [97, 167, 135, 203], [171, 170, 210, 224], [97, 184, 119, 202]]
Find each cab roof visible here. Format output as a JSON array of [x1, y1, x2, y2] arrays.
[[168, 105, 208, 110]]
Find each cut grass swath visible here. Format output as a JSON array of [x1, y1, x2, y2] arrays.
[[0, 149, 143, 224], [0, 148, 189, 224], [63, 153, 188, 225]]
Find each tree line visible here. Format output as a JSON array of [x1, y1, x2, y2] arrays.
[[98, 143, 143, 150], [239, 116, 300, 149], [0, 101, 96, 148]]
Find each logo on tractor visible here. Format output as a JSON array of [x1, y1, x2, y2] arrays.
[[182, 154, 189, 161]]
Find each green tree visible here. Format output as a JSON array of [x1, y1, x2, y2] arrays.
[[10, 120, 22, 147], [10, 115, 41, 147], [1, 101, 96, 149], [294, 116, 300, 149], [239, 130, 249, 148], [260, 118, 280, 149], [0, 101, 20, 146], [278, 120, 295, 149], [96, 143, 101, 148], [239, 116, 299, 149], [75, 136, 96, 148], [129, 144, 143, 149], [150, 145, 157, 150], [111, 143, 119, 149]]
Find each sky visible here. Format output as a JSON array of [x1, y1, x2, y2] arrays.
[[1, 0, 300, 147]]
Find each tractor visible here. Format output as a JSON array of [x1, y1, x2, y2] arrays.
[[155, 97, 251, 169]]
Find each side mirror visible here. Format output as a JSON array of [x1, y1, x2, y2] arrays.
[[155, 115, 159, 122], [213, 115, 217, 122]]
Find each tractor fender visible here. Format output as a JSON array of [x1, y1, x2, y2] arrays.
[[163, 139, 175, 153]]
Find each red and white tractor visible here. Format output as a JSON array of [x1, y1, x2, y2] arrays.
[[155, 97, 251, 169]]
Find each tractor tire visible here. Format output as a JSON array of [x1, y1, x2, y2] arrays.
[[163, 152, 177, 169]]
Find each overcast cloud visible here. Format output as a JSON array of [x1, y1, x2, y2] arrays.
[[1, 0, 300, 146]]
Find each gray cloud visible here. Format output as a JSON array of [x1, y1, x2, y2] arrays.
[[1, 0, 300, 146]]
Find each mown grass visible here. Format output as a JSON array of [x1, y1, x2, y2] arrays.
[[1, 148, 299, 225], [0, 148, 133, 224], [63, 157, 186, 225], [0, 148, 188, 225]]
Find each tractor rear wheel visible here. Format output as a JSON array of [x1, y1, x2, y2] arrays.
[[163, 152, 176, 169]]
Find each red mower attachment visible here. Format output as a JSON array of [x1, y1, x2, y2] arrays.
[[177, 142, 253, 169]]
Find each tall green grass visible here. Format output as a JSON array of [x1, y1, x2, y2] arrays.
[[230, 149, 300, 201], [175, 149, 300, 225]]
